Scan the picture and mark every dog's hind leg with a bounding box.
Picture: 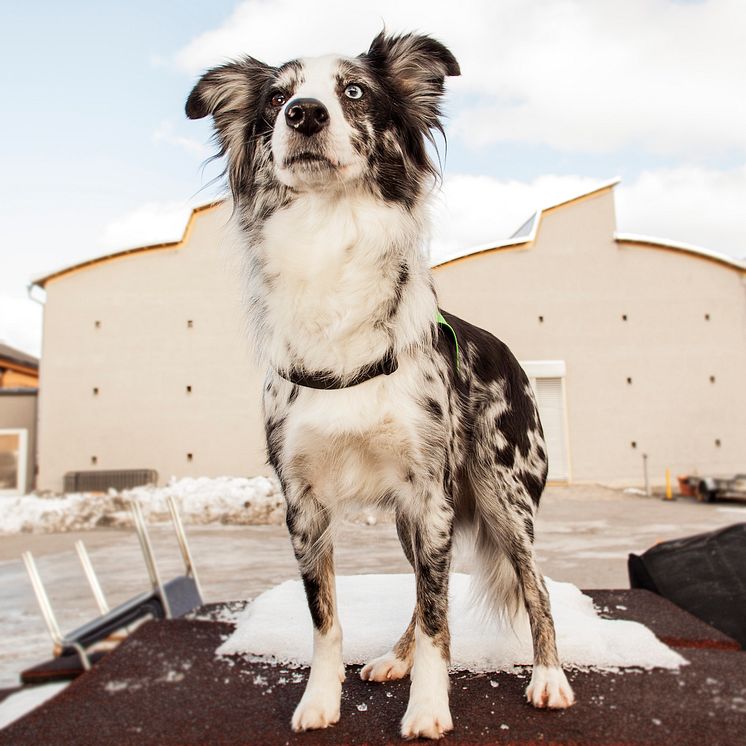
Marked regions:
[286,490,345,732]
[399,496,455,740]
[510,531,575,709]
[360,513,415,682]
[475,484,575,709]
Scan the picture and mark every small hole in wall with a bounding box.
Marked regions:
[187,320,193,328]
[91,456,98,465]
[631,441,637,449]
[622,314,628,321]
[709,375,716,383]
[93,387,99,396]
[94,320,101,329]
[538,315,544,323]
[186,385,192,394]
[187,453,193,462]
[715,439,721,448]
[626,377,633,384]
[704,313,710,321]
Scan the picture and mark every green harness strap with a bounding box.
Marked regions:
[436,311,460,372]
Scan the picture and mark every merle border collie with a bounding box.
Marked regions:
[187,31,575,740]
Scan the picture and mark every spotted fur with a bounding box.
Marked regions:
[188,30,574,740]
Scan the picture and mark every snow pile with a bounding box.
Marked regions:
[0,476,285,534]
[219,573,686,672]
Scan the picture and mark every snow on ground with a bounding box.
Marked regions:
[0,476,285,534]
[0,682,68,730]
[219,573,686,672]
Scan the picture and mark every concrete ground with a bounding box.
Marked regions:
[1,484,744,687]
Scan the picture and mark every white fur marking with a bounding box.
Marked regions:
[360,649,411,682]
[400,628,452,739]
[291,625,345,731]
[525,664,575,709]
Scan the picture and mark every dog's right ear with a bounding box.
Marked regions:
[185,57,274,122]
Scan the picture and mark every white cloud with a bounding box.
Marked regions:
[173,0,746,158]
[0,295,42,358]
[98,200,200,252]
[153,121,211,158]
[616,164,746,259]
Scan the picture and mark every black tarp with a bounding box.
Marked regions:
[628,522,746,647]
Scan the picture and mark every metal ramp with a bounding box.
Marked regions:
[20,496,203,683]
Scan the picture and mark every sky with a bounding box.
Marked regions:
[1,0,744,357]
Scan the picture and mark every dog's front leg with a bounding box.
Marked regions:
[286,495,344,732]
[400,499,454,740]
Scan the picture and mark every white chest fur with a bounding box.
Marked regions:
[255,191,424,373]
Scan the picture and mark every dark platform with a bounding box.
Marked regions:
[2,590,744,746]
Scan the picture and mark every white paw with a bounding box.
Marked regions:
[360,650,411,682]
[291,681,342,732]
[400,699,453,740]
[525,665,575,709]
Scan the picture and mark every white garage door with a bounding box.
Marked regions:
[521,362,570,481]
[533,377,569,481]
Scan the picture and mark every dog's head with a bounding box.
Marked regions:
[186,32,459,209]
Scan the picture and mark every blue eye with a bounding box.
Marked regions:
[344,84,363,100]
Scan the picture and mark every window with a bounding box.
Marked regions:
[0,429,28,495]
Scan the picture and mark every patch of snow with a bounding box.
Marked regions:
[0,476,284,534]
[219,574,686,672]
[0,682,68,730]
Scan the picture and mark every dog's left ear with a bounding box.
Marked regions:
[186,57,274,122]
[366,31,460,93]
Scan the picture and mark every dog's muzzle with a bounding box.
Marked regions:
[285,98,329,137]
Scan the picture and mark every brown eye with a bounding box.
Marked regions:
[271,92,287,108]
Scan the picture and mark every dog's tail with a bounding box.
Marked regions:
[467,517,524,623]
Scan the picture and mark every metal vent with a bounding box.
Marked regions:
[63,469,158,493]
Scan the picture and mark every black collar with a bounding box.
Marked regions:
[276,351,398,390]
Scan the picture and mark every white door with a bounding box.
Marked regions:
[0,429,28,495]
[533,377,569,481]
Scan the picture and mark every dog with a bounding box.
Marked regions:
[187,31,575,739]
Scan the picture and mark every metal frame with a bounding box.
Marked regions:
[21,496,202,675]
[75,540,110,615]
[22,551,92,671]
[167,495,203,599]
[130,500,172,619]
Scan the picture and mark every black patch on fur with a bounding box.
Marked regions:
[425,397,443,419]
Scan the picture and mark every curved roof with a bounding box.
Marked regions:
[431,178,621,269]
[614,233,746,271]
[431,178,745,274]
[30,200,225,289]
[30,179,745,289]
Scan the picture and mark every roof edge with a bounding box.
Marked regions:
[614,232,746,272]
[30,199,226,289]
[432,177,620,269]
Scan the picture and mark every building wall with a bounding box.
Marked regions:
[0,390,38,493]
[37,188,746,491]
[433,187,746,485]
[1,369,38,389]
[37,203,267,492]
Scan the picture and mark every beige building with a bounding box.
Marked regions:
[31,181,746,492]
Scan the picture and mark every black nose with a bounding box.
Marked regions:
[285,98,329,136]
